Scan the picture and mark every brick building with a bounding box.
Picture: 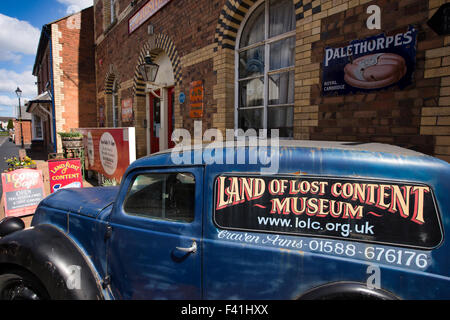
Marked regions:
[94,0,450,162]
[13,105,32,147]
[28,7,97,153]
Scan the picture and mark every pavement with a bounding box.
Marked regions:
[0,136,94,227]
[0,136,22,196]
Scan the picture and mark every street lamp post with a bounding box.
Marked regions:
[15,87,24,149]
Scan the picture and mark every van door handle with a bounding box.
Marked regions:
[176,241,197,254]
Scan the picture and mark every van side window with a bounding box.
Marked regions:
[124,172,196,223]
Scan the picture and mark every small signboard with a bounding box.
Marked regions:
[1,169,45,217]
[214,175,443,250]
[189,80,204,118]
[322,26,417,96]
[179,92,186,104]
[122,98,134,123]
[77,127,136,182]
[48,158,83,193]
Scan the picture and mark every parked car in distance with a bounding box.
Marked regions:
[0,140,449,300]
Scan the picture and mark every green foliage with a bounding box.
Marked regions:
[7,119,13,130]
[58,131,83,138]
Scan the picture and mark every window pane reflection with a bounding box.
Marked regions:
[268,106,293,138]
[239,77,264,108]
[269,0,295,37]
[268,71,294,105]
[238,108,264,132]
[240,3,265,48]
[239,46,265,79]
[270,37,295,71]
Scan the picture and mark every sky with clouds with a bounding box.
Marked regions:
[0,0,93,117]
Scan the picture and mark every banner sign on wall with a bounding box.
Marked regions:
[77,128,136,182]
[128,0,171,34]
[322,26,417,96]
[121,98,133,123]
[1,169,45,217]
[48,158,83,193]
[190,80,204,118]
[213,175,442,250]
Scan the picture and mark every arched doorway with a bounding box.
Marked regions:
[134,34,182,156]
[145,51,176,154]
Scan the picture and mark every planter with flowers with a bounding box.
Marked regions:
[4,156,37,172]
[58,132,84,149]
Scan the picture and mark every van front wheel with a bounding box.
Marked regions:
[0,270,49,300]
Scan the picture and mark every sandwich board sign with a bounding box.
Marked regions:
[1,169,45,217]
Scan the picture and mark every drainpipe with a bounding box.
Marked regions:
[42,25,57,153]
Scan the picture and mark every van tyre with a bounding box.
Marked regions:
[0,270,49,300]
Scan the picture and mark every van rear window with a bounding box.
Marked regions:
[213,175,443,250]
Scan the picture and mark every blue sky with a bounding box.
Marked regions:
[0,0,93,118]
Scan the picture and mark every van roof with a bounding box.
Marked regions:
[151,140,426,158]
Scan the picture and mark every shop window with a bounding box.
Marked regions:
[236,0,295,138]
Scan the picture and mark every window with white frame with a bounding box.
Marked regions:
[236,0,295,138]
[32,114,43,140]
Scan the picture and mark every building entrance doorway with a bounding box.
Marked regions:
[148,87,174,154]
[149,90,161,154]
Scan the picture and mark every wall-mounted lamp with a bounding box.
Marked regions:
[138,54,159,83]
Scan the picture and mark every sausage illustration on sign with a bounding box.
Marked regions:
[343,53,407,89]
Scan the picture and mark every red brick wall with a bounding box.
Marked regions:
[14,120,32,146]
[36,46,51,94]
[308,0,436,155]
[95,0,221,98]
[95,0,224,157]
[57,7,97,131]
[93,0,450,161]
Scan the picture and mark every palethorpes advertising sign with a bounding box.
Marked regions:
[214,175,442,250]
[322,26,417,95]
[1,169,45,217]
[48,159,83,193]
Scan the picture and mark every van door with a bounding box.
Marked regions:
[107,166,203,299]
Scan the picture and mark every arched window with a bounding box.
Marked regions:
[236,0,295,137]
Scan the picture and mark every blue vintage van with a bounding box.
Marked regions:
[0,141,448,300]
